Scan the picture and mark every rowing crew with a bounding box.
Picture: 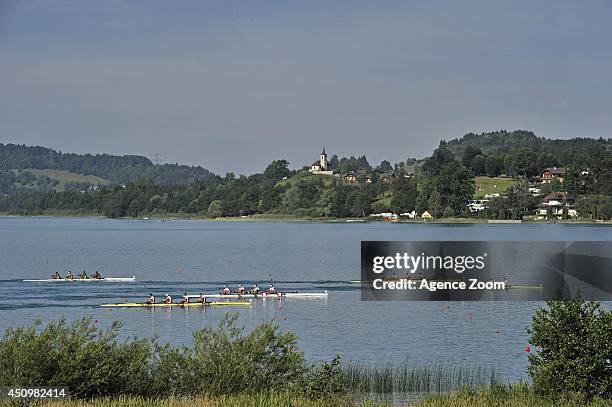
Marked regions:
[50,270,103,280]
[220,283,276,295]
[146,292,208,305]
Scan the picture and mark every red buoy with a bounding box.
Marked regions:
[525,346,531,353]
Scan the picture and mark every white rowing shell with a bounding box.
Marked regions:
[186,291,328,299]
[23,276,136,282]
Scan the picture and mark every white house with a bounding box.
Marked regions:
[467,199,489,213]
[537,192,577,219]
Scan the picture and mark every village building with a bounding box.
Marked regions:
[343,171,357,183]
[541,167,565,183]
[467,199,489,213]
[421,210,433,219]
[308,147,334,175]
[537,191,577,219]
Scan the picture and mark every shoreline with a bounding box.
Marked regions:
[1,210,610,225]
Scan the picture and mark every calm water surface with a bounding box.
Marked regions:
[1,216,610,382]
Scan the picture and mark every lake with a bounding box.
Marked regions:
[0,216,610,382]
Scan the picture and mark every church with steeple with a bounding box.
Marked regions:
[308,147,334,175]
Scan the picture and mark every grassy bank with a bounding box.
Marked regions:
[4,388,612,407]
[418,385,612,407]
[5,393,352,407]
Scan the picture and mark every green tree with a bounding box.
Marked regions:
[206,200,224,217]
[462,145,482,168]
[469,154,486,176]
[264,160,291,181]
[484,155,503,177]
[376,160,393,173]
[347,188,371,217]
[504,148,538,177]
[390,177,417,212]
[422,147,455,177]
[281,186,303,212]
[536,152,559,172]
[527,296,612,400]
[328,154,339,170]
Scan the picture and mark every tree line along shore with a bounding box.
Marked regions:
[1,130,611,221]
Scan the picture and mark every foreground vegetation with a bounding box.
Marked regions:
[1,297,610,405]
[2,386,611,406]
[419,384,612,407]
[0,314,493,400]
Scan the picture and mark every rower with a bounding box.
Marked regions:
[179,292,189,305]
[234,284,245,294]
[78,270,88,279]
[92,271,102,280]
[65,271,74,280]
[146,293,155,304]
[251,284,260,295]
[163,294,172,304]
[197,292,206,303]
[221,285,231,295]
[267,283,277,294]
[50,272,61,280]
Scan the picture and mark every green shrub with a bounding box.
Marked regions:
[0,315,323,400]
[185,313,307,395]
[527,295,612,400]
[0,318,152,398]
[303,355,346,399]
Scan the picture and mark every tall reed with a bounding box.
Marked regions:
[342,361,497,395]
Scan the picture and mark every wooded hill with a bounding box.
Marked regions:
[0,131,610,220]
[0,143,213,186]
[443,130,612,167]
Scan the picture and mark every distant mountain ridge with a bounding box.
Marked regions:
[0,143,213,185]
[442,130,612,165]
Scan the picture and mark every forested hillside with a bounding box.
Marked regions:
[0,143,213,185]
[443,130,612,168]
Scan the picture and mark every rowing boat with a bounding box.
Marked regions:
[23,277,136,282]
[186,291,328,299]
[101,301,251,308]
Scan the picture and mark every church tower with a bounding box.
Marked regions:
[320,147,328,171]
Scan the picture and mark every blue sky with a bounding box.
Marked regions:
[1,0,611,174]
